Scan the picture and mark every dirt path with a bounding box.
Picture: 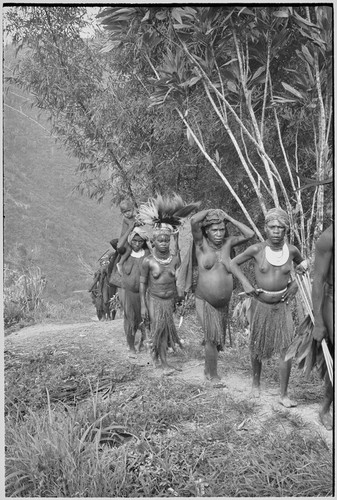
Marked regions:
[5,318,332,448]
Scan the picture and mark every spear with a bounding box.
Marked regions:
[97,249,111,262]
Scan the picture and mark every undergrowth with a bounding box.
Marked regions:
[5,352,333,497]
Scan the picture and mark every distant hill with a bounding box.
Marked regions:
[4,79,122,303]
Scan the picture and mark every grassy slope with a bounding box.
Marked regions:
[4,85,122,303]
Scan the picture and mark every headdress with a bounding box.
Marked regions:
[127,227,148,244]
[265,208,290,230]
[138,194,200,237]
[201,209,226,228]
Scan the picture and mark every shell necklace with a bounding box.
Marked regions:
[153,252,173,265]
[265,243,289,266]
[131,249,145,258]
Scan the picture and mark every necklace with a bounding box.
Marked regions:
[265,243,289,266]
[131,249,145,258]
[153,252,173,265]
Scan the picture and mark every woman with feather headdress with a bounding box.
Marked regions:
[139,194,200,374]
[191,208,255,386]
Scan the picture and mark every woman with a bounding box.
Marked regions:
[118,224,150,355]
[140,226,182,374]
[230,208,306,406]
[191,208,255,384]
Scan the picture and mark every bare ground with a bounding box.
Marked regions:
[5,317,332,449]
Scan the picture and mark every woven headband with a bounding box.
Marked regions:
[265,208,289,229]
[201,209,226,228]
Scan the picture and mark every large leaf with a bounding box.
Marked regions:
[281,82,305,100]
[250,66,265,82]
[272,10,290,18]
[300,45,315,66]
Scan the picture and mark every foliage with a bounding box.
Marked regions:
[5,343,332,497]
[98,5,333,253]
[3,259,46,328]
[4,6,333,254]
[4,5,261,222]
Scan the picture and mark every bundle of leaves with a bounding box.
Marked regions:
[285,315,332,380]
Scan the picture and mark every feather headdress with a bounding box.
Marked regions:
[138,194,200,232]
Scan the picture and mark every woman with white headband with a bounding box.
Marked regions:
[118,224,151,355]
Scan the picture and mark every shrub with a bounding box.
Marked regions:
[3,263,46,328]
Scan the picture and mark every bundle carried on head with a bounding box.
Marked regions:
[138,194,200,235]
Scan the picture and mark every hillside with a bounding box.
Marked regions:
[3,80,122,303]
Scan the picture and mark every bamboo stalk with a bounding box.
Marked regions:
[322,339,333,385]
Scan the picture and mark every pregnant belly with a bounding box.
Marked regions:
[196,271,233,308]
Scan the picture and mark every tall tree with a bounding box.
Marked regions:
[98,5,332,253]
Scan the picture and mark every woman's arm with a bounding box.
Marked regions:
[312,227,333,341]
[190,210,209,247]
[222,211,255,247]
[117,222,135,253]
[140,257,150,319]
[230,246,257,296]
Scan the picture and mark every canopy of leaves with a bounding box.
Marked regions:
[98,5,332,249]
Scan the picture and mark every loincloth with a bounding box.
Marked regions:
[147,293,182,360]
[250,299,293,360]
[195,297,228,350]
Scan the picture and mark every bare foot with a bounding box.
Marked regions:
[279,396,297,408]
[165,363,182,372]
[204,375,226,388]
[250,386,261,398]
[152,359,161,369]
[319,411,332,431]
[128,348,137,359]
[162,367,176,376]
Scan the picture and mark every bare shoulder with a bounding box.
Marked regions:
[287,242,301,254]
[246,242,264,256]
[316,225,333,251]
[142,255,152,267]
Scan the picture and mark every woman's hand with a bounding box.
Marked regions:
[243,284,261,297]
[295,260,308,275]
[141,304,149,321]
[281,281,298,303]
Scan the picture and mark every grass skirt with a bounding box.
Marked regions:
[195,297,228,350]
[121,288,142,334]
[250,299,293,360]
[147,294,182,360]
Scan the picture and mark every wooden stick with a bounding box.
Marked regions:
[322,339,333,385]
